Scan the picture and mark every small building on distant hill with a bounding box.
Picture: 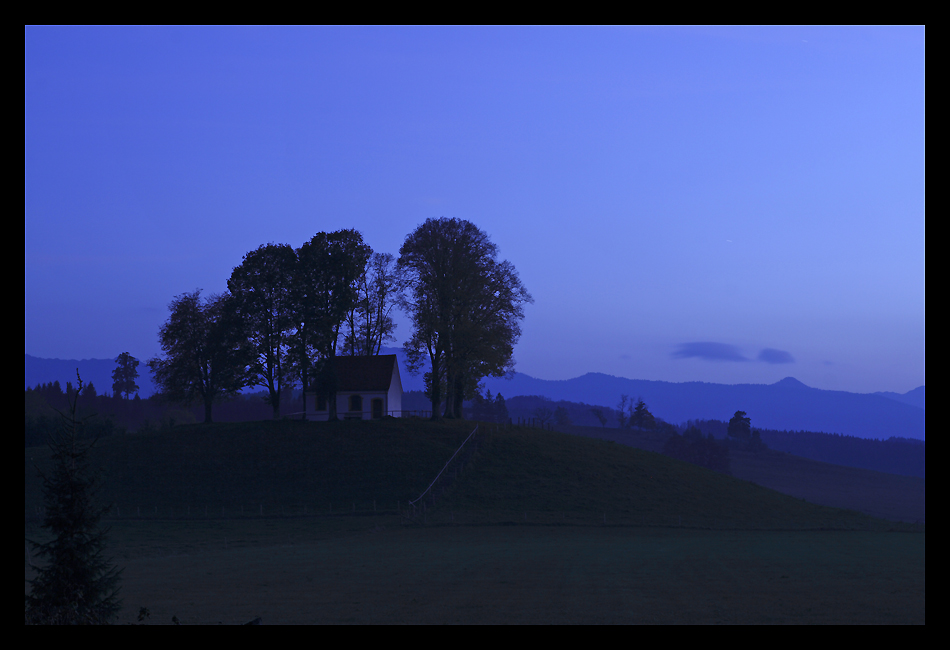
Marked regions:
[313,354,403,420]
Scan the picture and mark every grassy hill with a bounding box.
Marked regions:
[556,424,925,523]
[25,418,912,532]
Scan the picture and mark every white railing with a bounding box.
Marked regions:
[409,425,478,508]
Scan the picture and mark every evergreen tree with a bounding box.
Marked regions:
[111,352,140,399]
[493,392,509,424]
[470,388,495,422]
[26,371,122,625]
[728,410,752,441]
[630,398,656,430]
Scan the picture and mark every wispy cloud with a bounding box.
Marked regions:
[672,342,748,362]
[757,348,795,364]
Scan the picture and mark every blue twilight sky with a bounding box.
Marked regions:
[25,26,925,394]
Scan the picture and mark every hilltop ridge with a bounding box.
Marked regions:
[26,351,924,440]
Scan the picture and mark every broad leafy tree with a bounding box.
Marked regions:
[590,408,608,428]
[292,230,371,421]
[111,352,139,399]
[147,290,252,423]
[617,395,629,428]
[227,243,298,419]
[534,406,553,427]
[398,218,531,419]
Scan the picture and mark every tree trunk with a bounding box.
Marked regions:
[443,365,457,419]
[204,399,213,424]
[428,351,443,420]
[267,375,281,420]
[300,365,308,421]
[453,373,465,420]
[327,355,339,422]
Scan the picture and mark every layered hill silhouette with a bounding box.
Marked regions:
[474,372,924,441]
[26,350,924,440]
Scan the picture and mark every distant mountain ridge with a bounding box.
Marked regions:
[26,351,924,440]
[872,386,925,410]
[473,370,925,440]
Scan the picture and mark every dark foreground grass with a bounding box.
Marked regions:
[25,419,477,518]
[25,420,925,623]
[24,420,916,531]
[25,517,925,624]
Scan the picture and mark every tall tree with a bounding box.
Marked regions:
[26,371,122,625]
[617,395,630,428]
[398,218,531,419]
[727,410,752,441]
[630,398,656,430]
[342,252,403,357]
[293,230,371,421]
[147,290,252,423]
[590,408,608,428]
[470,388,495,422]
[228,243,298,419]
[493,392,509,424]
[111,352,139,399]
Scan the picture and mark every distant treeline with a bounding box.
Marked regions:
[26,383,925,479]
[25,381,306,447]
[683,419,924,479]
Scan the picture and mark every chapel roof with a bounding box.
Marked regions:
[333,354,398,392]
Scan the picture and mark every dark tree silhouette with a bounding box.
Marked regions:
[554,405,572,426]
[470,388,495,422]
[342,252,403,357]
[590,408,608,427]
[398,218,531,419]
[493,392,509,424]
[662,424,731,474]
[292,230,372,421]
[111,352,139,399]
[617,395,629,428]
[26,371,122,625]
[533,405,554,426]
[228,243,298,419]
[630,398,656,430]
[728,410,752,441]
[147,290,252,423]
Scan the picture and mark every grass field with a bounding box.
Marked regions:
[25,419,925,624]
[25,517,925,624]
